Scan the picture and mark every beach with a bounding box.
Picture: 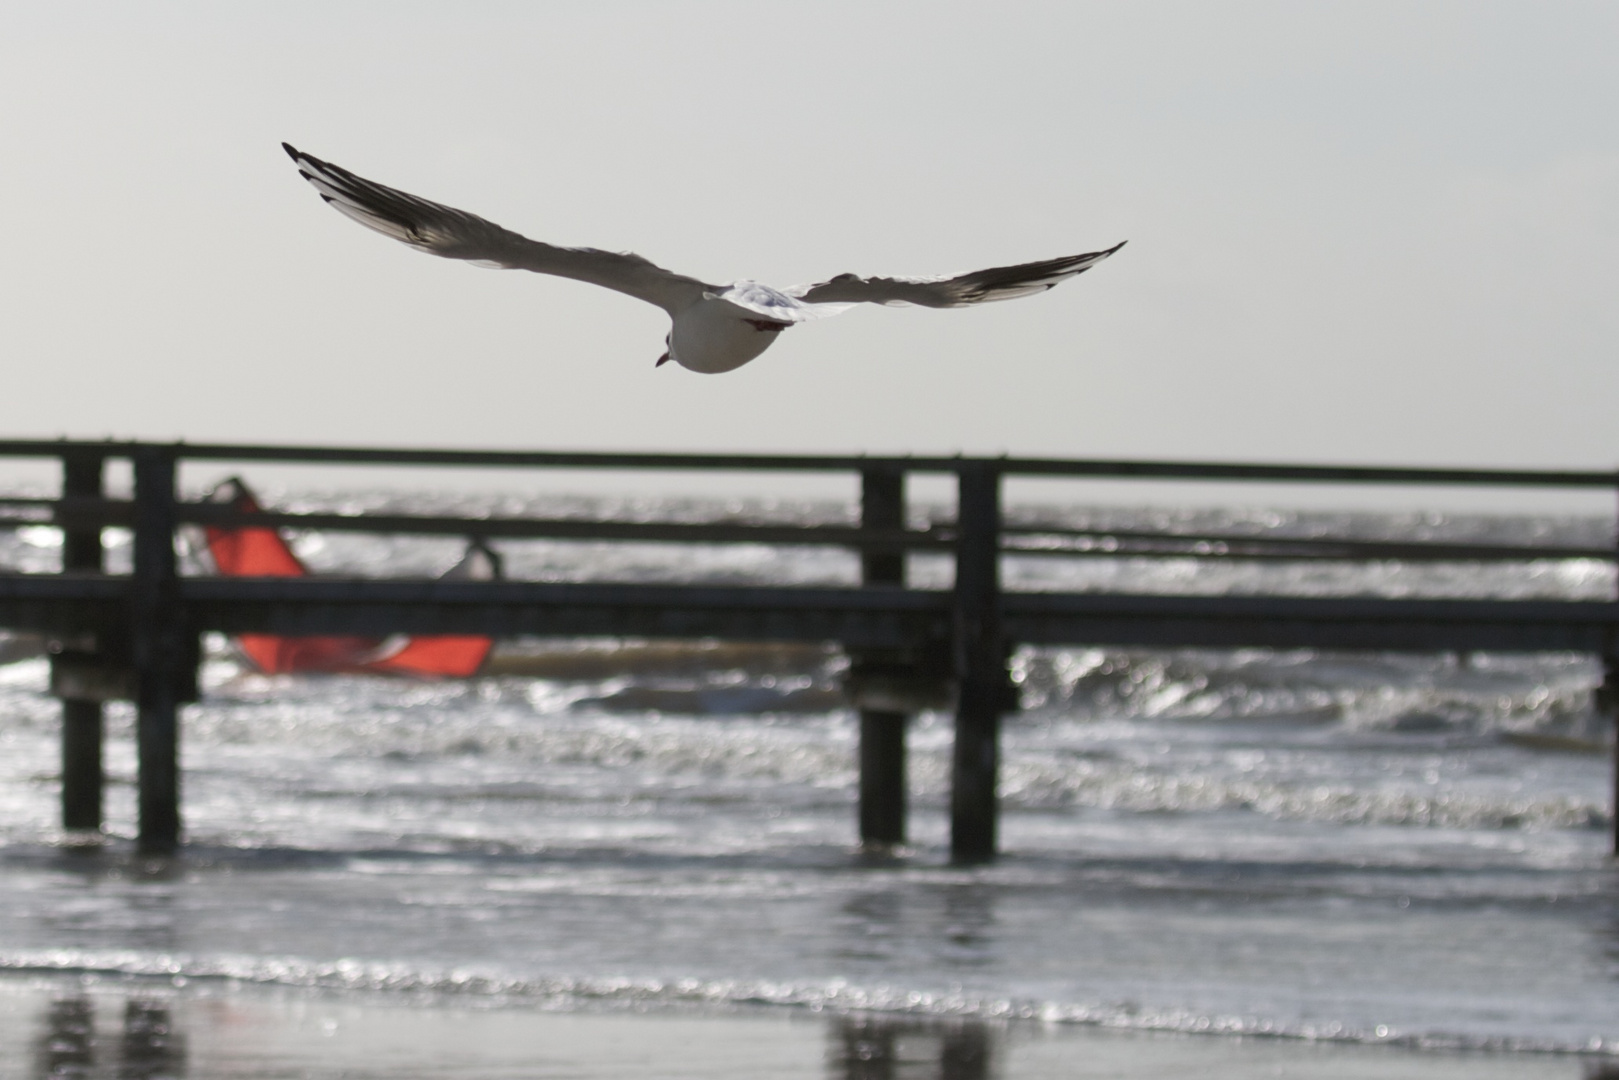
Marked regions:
[0,975,1597,1079]
[1,490,1615,1077]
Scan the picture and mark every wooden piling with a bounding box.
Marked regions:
[857,464,908,848]
[60,700,103,832]
[131,448,184,854]
[57,451,105,832]
[858,712,906,848]
[950,461,1005,864]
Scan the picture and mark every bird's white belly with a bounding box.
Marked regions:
[670,299,789,374]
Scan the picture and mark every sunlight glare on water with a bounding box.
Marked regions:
[0,490,1614,1077]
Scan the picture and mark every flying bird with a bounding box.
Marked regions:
[282,143,1124,374]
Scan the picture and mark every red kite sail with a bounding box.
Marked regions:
[202,479,495,677]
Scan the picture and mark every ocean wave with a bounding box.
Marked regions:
[2,951,1611,1056]
[171,656,1619,831]
[995,757,1609,829]
[1014,647,1610,739]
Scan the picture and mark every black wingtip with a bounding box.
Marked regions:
[282,142,301,161]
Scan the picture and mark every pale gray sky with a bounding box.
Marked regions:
[1,2,1614,476]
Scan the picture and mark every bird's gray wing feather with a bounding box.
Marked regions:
[283,144,711,315]
[790,242,1125,308]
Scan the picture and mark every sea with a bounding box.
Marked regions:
[0,486,1614,1079]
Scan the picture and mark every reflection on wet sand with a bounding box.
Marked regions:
[33,997,186,1080]
[15,989,1599,1080]
[834,1016,991,1080]
[33,998,93,1079]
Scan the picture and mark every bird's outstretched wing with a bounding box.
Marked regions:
[283,144,711,315]
[789,242,1125,308]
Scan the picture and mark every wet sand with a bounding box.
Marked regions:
[0,975,1594,1080]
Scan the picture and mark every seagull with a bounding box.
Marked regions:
[283,143,1125,374]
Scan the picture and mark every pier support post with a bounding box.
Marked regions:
[56,451,106,832]
[857,464,908,848]
[950,461,1006,864]
[60,701,104,832]
[131,447,185,855]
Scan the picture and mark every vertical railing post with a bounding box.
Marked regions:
[857,463,908,848]
[56,450,106,832]
[131,446,183,854]
[950,460,1005,863]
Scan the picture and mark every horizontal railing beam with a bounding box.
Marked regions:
[179,579,951,647]
[0,573,125,635]
[998,530,1619,562]
[176,506,950,550]
[4,498,1615,564]
[1003,593,1619,653]
[0,439,1607,488]
[3,571,1615,655]
[994,457,1618,487]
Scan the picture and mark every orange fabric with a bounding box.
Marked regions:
[203,482,492,678]
[232,633,384,675]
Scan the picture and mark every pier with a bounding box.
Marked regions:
[0,439,1615,861]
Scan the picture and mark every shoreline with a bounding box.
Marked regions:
[0,968,1610,1073]
[0,973,1597,1080]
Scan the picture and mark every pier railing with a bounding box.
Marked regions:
[0,440,1615,860]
